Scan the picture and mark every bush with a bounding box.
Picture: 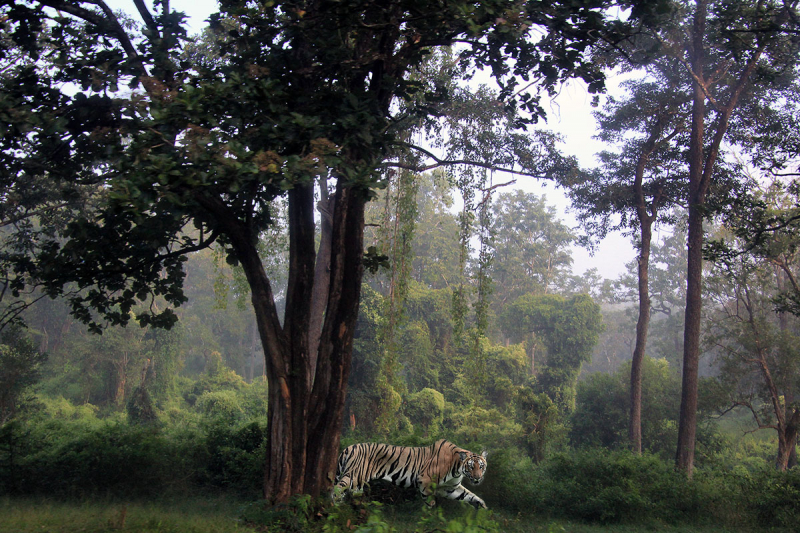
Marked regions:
[198,419,267,497]
[0,409,267,498]
[197,390,245,420]
[405,388,445,437]
[0,419,179,497]
[485,448,702,525]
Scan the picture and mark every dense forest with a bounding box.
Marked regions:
[2,0,800,531]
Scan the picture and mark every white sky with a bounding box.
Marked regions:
[106,0,636,280]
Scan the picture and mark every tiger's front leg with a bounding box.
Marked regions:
[437,483,487,509]
[417,479,438,507]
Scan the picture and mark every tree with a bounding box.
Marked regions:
[1,0,638,501]
[409,172,461,290]
[0,326,46,423]
[491,190,576,305]
[705,238,800,471]
[663,0,799,477]
[502,293,604,412]
[707,180,800,470]
[590,0,800,476]
[570,71,689,454]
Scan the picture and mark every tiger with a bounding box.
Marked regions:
[331,439,488,509]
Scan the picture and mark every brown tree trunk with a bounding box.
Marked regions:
[630,222,652,455]
[676,2,708,479]
[629,107,672,455]
[775,424,798,471]
[677,204,703,477]
[220,179,366,503]
[675,0,768,478]
[303,184,366,496]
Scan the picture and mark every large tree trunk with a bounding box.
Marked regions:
[676,203,703,477]
[675,0,766,477]
[225,179,367,503]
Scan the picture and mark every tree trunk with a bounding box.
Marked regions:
[675,0,768,478]
[630,222,652,455]
[224,179,366,503]
[303,184,366,496]
[676,0,707,479]
[677,203,703,477]
[629,106,669,455]
[775,423,798,471]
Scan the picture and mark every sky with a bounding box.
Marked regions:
[106,0,637,280]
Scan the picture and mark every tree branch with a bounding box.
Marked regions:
[389,143,563,180]
[38,0,150,78]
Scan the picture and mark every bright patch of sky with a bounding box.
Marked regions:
[106,0,637,280]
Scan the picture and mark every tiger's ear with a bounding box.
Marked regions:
[458,451,467,462]
[481,450,488,459]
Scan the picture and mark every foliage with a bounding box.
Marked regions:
[503,293,604,411]
[0,401,268,498]
[405,388,445,437]
[491,190,576,307]
[704,209,800,469]
[0,326,46,423]
[571,358,680,455]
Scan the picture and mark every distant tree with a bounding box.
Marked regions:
[0,326,46,423]
[409,172,461,290]
[502,293,604,412]
[706,182,800,470]
[491,190,575,307]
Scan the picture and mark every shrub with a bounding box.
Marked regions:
[196,390,244,420]
[485,448,701,525]
[405,388,445,437]
[0,412,267,498]
[198,419,267,497]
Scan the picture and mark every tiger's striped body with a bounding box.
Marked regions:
[332,439,488,509]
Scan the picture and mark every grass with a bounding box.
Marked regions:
[0,496,778,533]
[329,498,759,533]
[0,496,258,533]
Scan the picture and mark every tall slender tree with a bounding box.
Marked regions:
[584,0,800,476]
[570,71,690,453]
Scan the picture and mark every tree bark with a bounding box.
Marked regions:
[629,108,672,454]
[676,0,708,479]
[630,223,652,454]
[676,0,768,477]
[775,419,799,471]
[216,179,366,503]
[304,184,366,496]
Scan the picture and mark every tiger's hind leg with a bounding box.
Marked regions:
[437,484,487,509]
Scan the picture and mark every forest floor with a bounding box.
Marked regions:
[0,496,767,533]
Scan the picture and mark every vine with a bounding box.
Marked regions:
[452,167,495,400]
[374,168,419,436]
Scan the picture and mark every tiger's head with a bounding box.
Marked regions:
[458,450,488,485]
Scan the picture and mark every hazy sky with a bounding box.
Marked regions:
[106,0,637,280]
